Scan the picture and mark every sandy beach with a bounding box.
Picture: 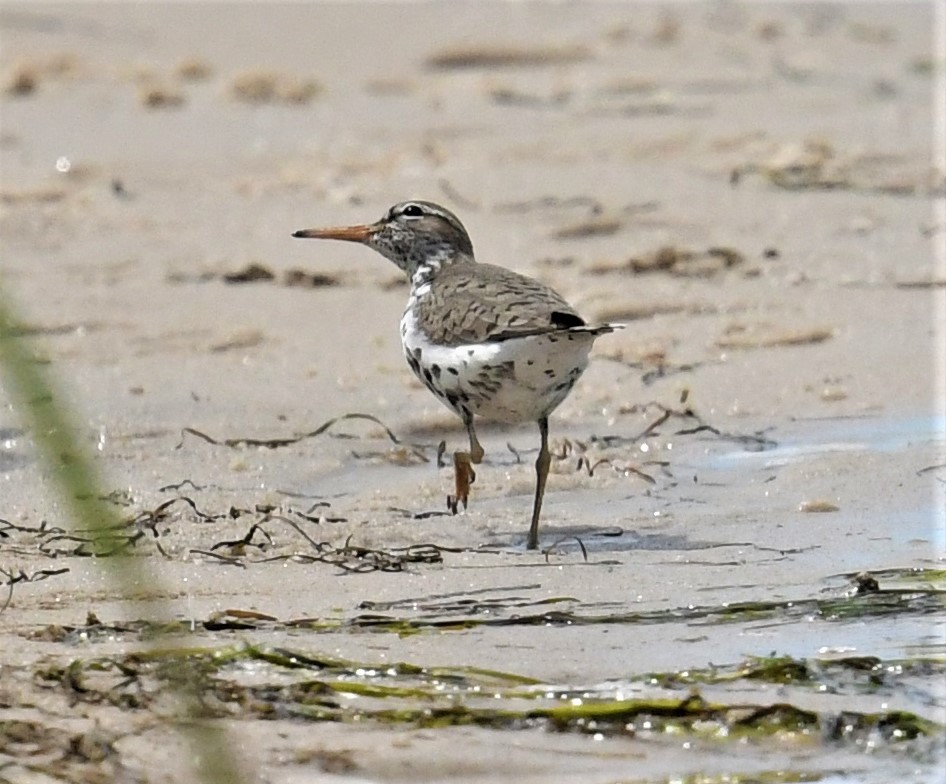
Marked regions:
[1,3,944,782]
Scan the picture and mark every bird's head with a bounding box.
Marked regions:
[293,200,474,276]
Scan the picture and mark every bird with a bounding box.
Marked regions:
[293,200,619,549]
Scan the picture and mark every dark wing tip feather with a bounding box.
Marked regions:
[550,310,586,329]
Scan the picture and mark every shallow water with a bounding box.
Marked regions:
[711,413,945,464]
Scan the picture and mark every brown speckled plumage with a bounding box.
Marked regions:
[293,200,621,549]
[415,261,586,346]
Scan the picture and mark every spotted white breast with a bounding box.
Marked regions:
[399,306,598,424]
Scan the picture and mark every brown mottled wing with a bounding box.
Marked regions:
[415,263,586,346]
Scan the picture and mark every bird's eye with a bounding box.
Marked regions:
[401,203,423,218]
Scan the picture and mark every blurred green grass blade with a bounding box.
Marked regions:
[0,283,248,784]
[0,292,128,553]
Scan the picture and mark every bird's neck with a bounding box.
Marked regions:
[409,250,475,291]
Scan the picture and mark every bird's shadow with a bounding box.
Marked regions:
[482,527,746,555]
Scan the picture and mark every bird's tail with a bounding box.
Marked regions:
[572,322,624,337]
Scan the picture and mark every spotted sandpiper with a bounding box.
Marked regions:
[293,201,619,549]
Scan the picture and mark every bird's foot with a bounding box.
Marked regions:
[448,452,476,514]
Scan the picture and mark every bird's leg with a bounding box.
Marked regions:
[448,416,484,514]
[527,417,550,550]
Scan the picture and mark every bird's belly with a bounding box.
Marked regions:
[401,330,594,424]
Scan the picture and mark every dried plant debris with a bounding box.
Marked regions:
[733,139,940,196]
[1,567,70,613]
[221,262,275,283]
[4,64,38,96]
[358,584,552,613]
[717,322,833,349]
[2,53,80,96]
[208,328,265,353]
[1,320,102,338]
[545,436,667,489]
[282,268,341,288]
[174,57,213,81]
[230,70,322,104]
[425,44,590,70]
[363,77,416,96]
[600,400,778,452]
[487,85,572,108]
[311,584,946,633]
[496,195,605,214]
[177,412,405,451]
[589,245,745,278]
[840,566,946,591]
[593,302,695,324]
[351,444,430,466]
[169,263,342,288]
[165,269,216,284]
[552,216,623,239]
[16,566,945,643]
[1,492,456,569]
[378,276,408,291]
[0,719,122,780]
[635,359,703,386]
[18,643,943,751]
[852,571,881,595]
[574,454,660,485]
[0,566,70,588]
[215,263,341,287]
[0,186,68,204]
[196,536,447,573]
[138,84,186,109]
[6,572,943,775]
[1,398,793,565]
[895,278,946,290]
[799,499,841,513]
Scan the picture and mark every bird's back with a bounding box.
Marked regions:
[413,262,590,347]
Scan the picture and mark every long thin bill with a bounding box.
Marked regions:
[291,224,373,242]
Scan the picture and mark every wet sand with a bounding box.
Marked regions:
[1,3,944,782]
